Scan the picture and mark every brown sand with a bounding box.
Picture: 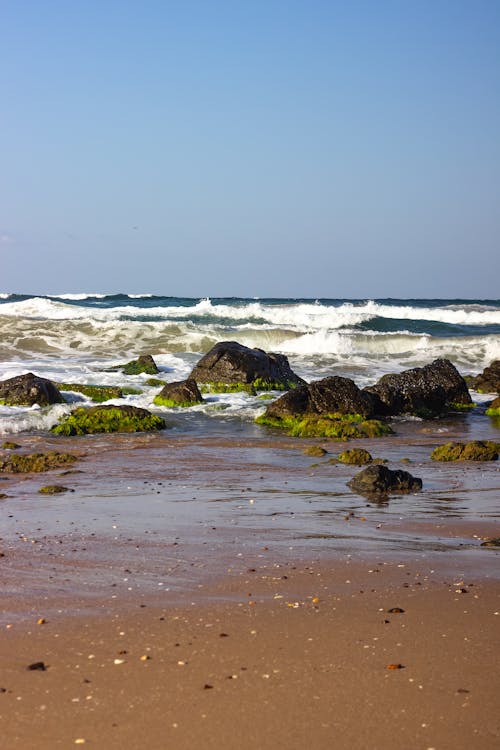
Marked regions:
[1,428,500,748]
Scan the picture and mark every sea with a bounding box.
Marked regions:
[1,294,499,435]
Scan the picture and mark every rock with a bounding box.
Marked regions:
[256,412,391,439]
[468,360,500,393]
[364,358,471,417]
[481,537,500,548]
[51,405,166,435]
[1,441,20,449]
[153,379,204,407]
[55,383,127,403]
[263,376,379,420]
[108,354,159,375]
[347,465,422,495]
[38,485,71,494]
[189,341,305,392]
[303,446,328,457]
[485,396,500,417]
[431,440,499,461]
[338,448,372,465]
[0,372,64,406]
[0,452,78,473]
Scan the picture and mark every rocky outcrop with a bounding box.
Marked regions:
[107,355,159,375]
[154,379,203,407]
[189,341,305,391]
[263,376,378,420]
[347,465,422,495]
[0,372,64,406]
[363,359,471,417]
[468,360,500,393]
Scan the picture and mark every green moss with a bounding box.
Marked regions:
[153,395,199,408]
[38,485,71,494]
[145,378,165,387]
[449,402,476,411]
[486,407,500,417]
[431,440,499,461]
[51,406,166,436]
[258,393,276,401]
[255,413,392,440]
[0,452,78,473]
[56,383,125,403]
[2,441,21,449]
[303,446,328,457]
[122,360,158,375]
[338,448,373,465]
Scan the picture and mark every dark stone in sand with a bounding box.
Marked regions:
[154,378,204,407]
[467,360,500,394]
[38,485,71,494]
[189,341,305,390]
[264,376,378,420]
[348,465,422,495]
[363,358,471,417]
[480,537,500,548]
[0,372,64,406]
[27,662,46,671]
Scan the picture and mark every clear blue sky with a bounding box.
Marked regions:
[1,0,499,298]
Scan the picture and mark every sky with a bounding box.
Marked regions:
[1,0,499,298]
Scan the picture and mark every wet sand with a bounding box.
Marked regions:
[1,417,500,748]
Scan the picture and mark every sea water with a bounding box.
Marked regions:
[1,294,499,434]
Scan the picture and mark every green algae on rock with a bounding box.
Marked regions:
[255,413,392,440]
[106,354,159,376]
[303,446,328,457]
[0,452,78,473]
[51,405,166,435]
[485,396,500,417]
[56,383,126,403]
[431,440,499,462]
[153,379,203,408]
[2,441,21,450]
[338,448,373,465]
[38,485,71,494]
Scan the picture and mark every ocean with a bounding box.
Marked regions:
[1,294,499,434]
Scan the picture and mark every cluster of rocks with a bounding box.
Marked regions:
[1,342,498,439]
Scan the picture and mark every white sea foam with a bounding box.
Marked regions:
[0,403,72,434]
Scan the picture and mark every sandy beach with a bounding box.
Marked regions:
[1,420,499,749]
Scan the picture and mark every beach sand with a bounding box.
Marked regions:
[1,424,500,748]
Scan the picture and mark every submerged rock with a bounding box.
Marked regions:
[0,452,78,473]
[38,485,71,494]
[467,360,500,394]
[347,465,422,495]
[0,372,64,406]
[303,446,328,457]
[55,383,128,403]
[51,405,166,435]
[154,379,203,407]
[431,440,499,461]
[190,341,305,392]
[364,359,471,417]
[256,413,391,439]
[107,354,159,375]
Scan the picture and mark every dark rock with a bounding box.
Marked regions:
[107,354,159,375]
[364,358,471,417]
[27,662,46,671]
[348,465,422,495]
[189,341,305,391]
[154,379,203,407]
[468,360,500,393]
[0,372,64,406]
[264,376,378,420]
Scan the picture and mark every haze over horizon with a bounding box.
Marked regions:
[1,1,499,298]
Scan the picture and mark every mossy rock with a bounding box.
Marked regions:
[338,448,373,465]
[2,441,21,450]
[485,396,500,417]
[431,440,499,462]
[481,537,500,548]
[56,383,125,403]
[51,405,166,436]
[153,379,203,408]
[0,493,9,499]
[255,413,392,440]
[38,485,71,495]
[448,402,476,411]
[199,382,257,394]
[303,446,328,457]
[145,378,165,387]
[0,452,78,473]
[107,354,159,376]
[153,396,200,408]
